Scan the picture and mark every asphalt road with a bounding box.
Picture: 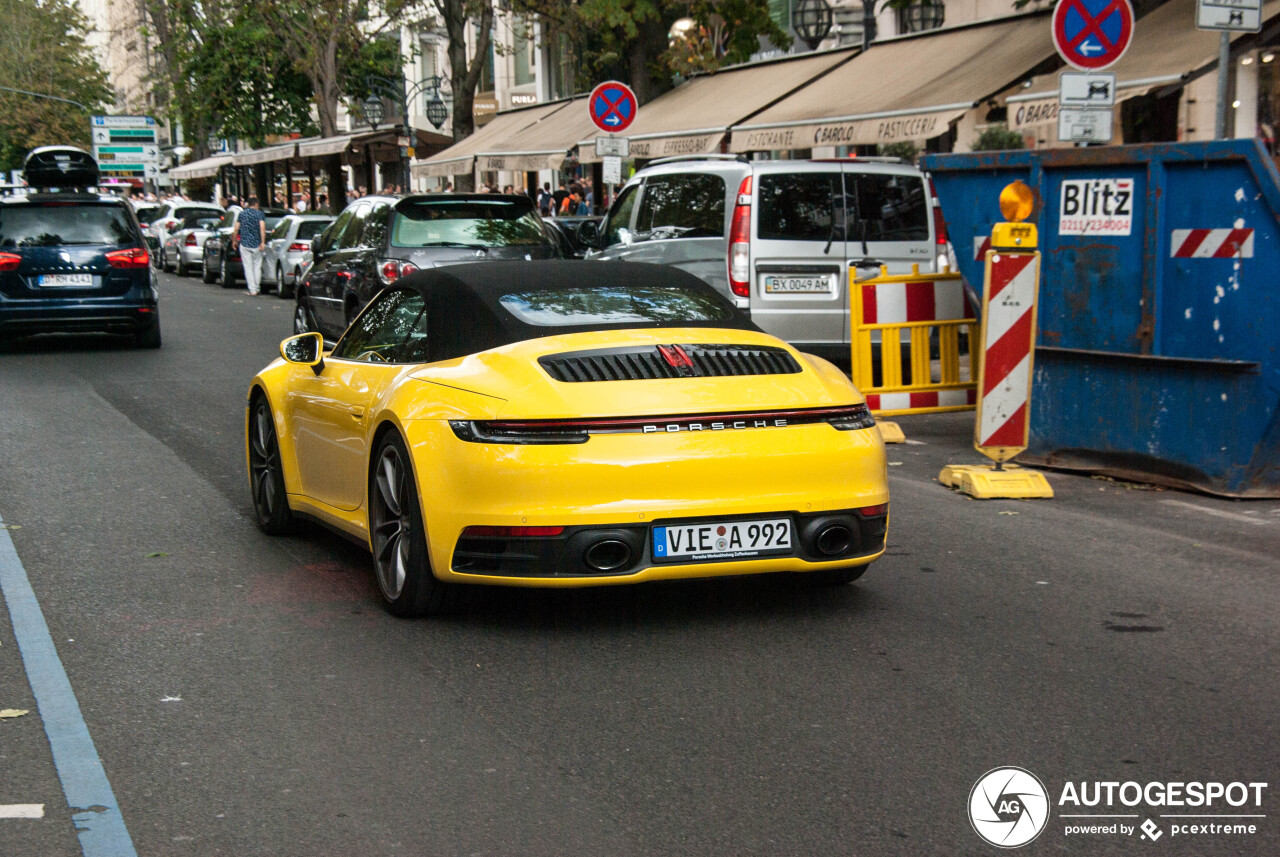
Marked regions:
[0,270,1277,856]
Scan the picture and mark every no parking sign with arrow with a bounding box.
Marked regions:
[1052,0,1134,70]
[588,81,638,134]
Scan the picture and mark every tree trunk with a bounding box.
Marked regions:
[440,0,494,191]
[312,39,342,138]
[325,154,346,214]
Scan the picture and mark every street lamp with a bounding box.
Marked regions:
[793,0,834,51]
[899,0,944,33]
[361,94,385,129]
[362,74,455,189]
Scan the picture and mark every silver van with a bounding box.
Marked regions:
[583,156,941,363]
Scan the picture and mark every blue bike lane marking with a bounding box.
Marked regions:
[0,514,137,857]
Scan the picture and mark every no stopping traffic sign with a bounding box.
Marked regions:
[1052,0,1134,70]
[588,81,638,133]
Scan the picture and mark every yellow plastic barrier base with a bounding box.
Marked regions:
[938,463,1054,499]
[876,420,906,444]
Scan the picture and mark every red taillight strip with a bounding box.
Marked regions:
[481,404,870,433]
[0,252,22,271]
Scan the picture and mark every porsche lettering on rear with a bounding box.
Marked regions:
[642,419,789,433]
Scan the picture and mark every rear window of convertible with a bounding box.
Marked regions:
[498,285,736,327]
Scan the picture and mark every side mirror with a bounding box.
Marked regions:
[280,332,325,374]
[576,220,600,249]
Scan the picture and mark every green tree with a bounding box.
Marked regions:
[0,0,111,171]
[972,123,1026,151]
[520,0,787,104]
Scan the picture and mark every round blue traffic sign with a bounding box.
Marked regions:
[1052,0,1134,71]
[588,81,638,133]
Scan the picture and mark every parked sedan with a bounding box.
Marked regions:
[161,215,222,276]
[261,214,334,298]
[146,200,223,253]
[295,193,558,340]
[202,207,288,286]
[249,260,888,616]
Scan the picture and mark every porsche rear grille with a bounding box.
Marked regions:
[539,344,801,382]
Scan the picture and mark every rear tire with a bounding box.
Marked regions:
[369,432,454,617]
[810,565,868,586]
[202,254,217,283]
[248,395,293,535]
[176,255,188,277]
[293,296,317,335]
[220,255,235,288]
[134,319,162,349]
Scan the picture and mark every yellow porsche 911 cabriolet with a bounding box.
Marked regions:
[247,260,888,616]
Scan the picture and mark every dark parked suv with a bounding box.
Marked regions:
[296,193,558,339]
[0,146,160,347]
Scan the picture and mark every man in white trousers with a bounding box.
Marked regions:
[234,197,268,295]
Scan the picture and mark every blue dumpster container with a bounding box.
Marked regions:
[922,141,1280,497]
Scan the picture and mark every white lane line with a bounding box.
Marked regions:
[0,804,45,819]
[1161,499,1273,525]
[0,515,137,855]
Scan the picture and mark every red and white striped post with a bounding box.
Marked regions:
[939,181,1053,499]
[974,222,1041,464]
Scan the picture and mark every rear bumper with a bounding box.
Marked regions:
[0,298,159,336]
[402,418,889,586]
[178,246,204,265]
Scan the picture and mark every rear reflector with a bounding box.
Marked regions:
[462,526,565,537]
[857,504,888,517]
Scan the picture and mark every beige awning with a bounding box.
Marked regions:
[232,142,298,166]
[412,100,571,178]
[474,97,600,171]
[577,49,856,162]
[297,135,354,158]
[169,154,232,180]
[1006,0,1280,130]
[730,12,1056,151]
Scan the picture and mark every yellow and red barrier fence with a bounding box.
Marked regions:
[849,264,979,417]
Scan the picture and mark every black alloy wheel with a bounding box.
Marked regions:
[369,432,454,617]
[248,396,293,535]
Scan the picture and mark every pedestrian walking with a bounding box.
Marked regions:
[553,181,570,216]
[234,196,268,296]
[538,182,553,215]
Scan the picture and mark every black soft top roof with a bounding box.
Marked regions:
[393,260,759,362]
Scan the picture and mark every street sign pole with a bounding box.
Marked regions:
[1216,31,1231,139]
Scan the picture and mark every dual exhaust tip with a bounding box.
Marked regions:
[581,521,856,572]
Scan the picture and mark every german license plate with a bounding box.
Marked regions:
[38,273,94,288]
[763,274,834,293]
[652,517,792,563]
